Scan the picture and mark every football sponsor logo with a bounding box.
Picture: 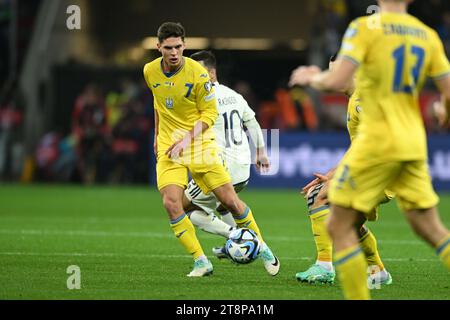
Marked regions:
[344,27,358,39]
[204,93,215,102]
[176,230,187,238]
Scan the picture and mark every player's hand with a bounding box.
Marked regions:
[289,65,322,87]
[255,149,270,174]
[300,172,330,196]
[433,101,449,127]
[166,135,191,159]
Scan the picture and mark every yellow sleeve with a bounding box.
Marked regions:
[143,63,155,93]
[338,18,370,66]
[428,31,450,80]
[195,78,218,128]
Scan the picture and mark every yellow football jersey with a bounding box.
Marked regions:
[346,90,361,142]
[143,57,218,152]
[339,12,450,161]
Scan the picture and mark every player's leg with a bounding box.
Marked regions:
[191,150,279,275]
[404,207,450,269]
[393,160,450,271]
[296,182,335,284]
[160,185,212,277]
[157,158,212,277]
[327,155,402,299]
[358,224,392,287]
[214,179,249,229]
[189,210,235,238]
[212,183,280,275]
[184,180,235,238]
[216,205,238,228]
[210,182,249,260]
[327,205,370,300]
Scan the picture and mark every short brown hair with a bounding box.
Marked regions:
[157,22,185,43]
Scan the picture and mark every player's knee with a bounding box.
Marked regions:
[326,218,338,239]
[162,194,183,216]
[326,213,352,240]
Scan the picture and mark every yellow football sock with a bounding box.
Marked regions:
[234,207,264,243]
[335,245,370,300]
[309,205,333,262]
[359,226,385,272]
[436,234,450,270]
[170,214,204,260]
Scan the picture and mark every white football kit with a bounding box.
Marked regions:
[185,81,264,215]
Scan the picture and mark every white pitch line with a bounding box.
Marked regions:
[0,251,438,262]
[0,229,423,245]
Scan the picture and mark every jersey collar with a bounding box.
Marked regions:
[160,57,185,78]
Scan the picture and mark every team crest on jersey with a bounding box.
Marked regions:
[204,81,213,93]
[165,97,174,109]
[164,82,175,87]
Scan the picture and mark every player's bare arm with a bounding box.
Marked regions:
[289,58,357,93]
[255,147,270,173]
[434,75,450,126]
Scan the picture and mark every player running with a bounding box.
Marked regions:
[181,51,273,262]
[143,23,279,277]
[289,0,450,299]
[294,54,393,286]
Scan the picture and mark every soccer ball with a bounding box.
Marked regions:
[225,228,261,264]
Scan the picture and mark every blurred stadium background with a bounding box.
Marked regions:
[1,0,450,300]
[1,0,449,189]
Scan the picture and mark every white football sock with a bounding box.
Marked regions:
[189,210,233,238]
[316,260,334,272]
[372,269,389,280]
[195,255,208,262]
[220,211,237,228]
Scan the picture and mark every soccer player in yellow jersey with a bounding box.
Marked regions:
[295,54,392,286]
[143,22,280,277]
[289,0,450,299]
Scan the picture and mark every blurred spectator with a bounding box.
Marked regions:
[257,87,319,131]
[290,87,319,131]
[35,132,77,182]
[109,80,151,184]
[0,83,23,181]
[233,80,260,113]
[71,84,110,184]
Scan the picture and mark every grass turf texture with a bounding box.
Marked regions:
[0,184,449,300]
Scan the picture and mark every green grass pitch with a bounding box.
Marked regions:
[0,184,449,300]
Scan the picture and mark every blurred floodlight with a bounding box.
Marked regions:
[213,38,273,50]
[142,37,209,50]
[142,37,304,51]
[290,39,307,51]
